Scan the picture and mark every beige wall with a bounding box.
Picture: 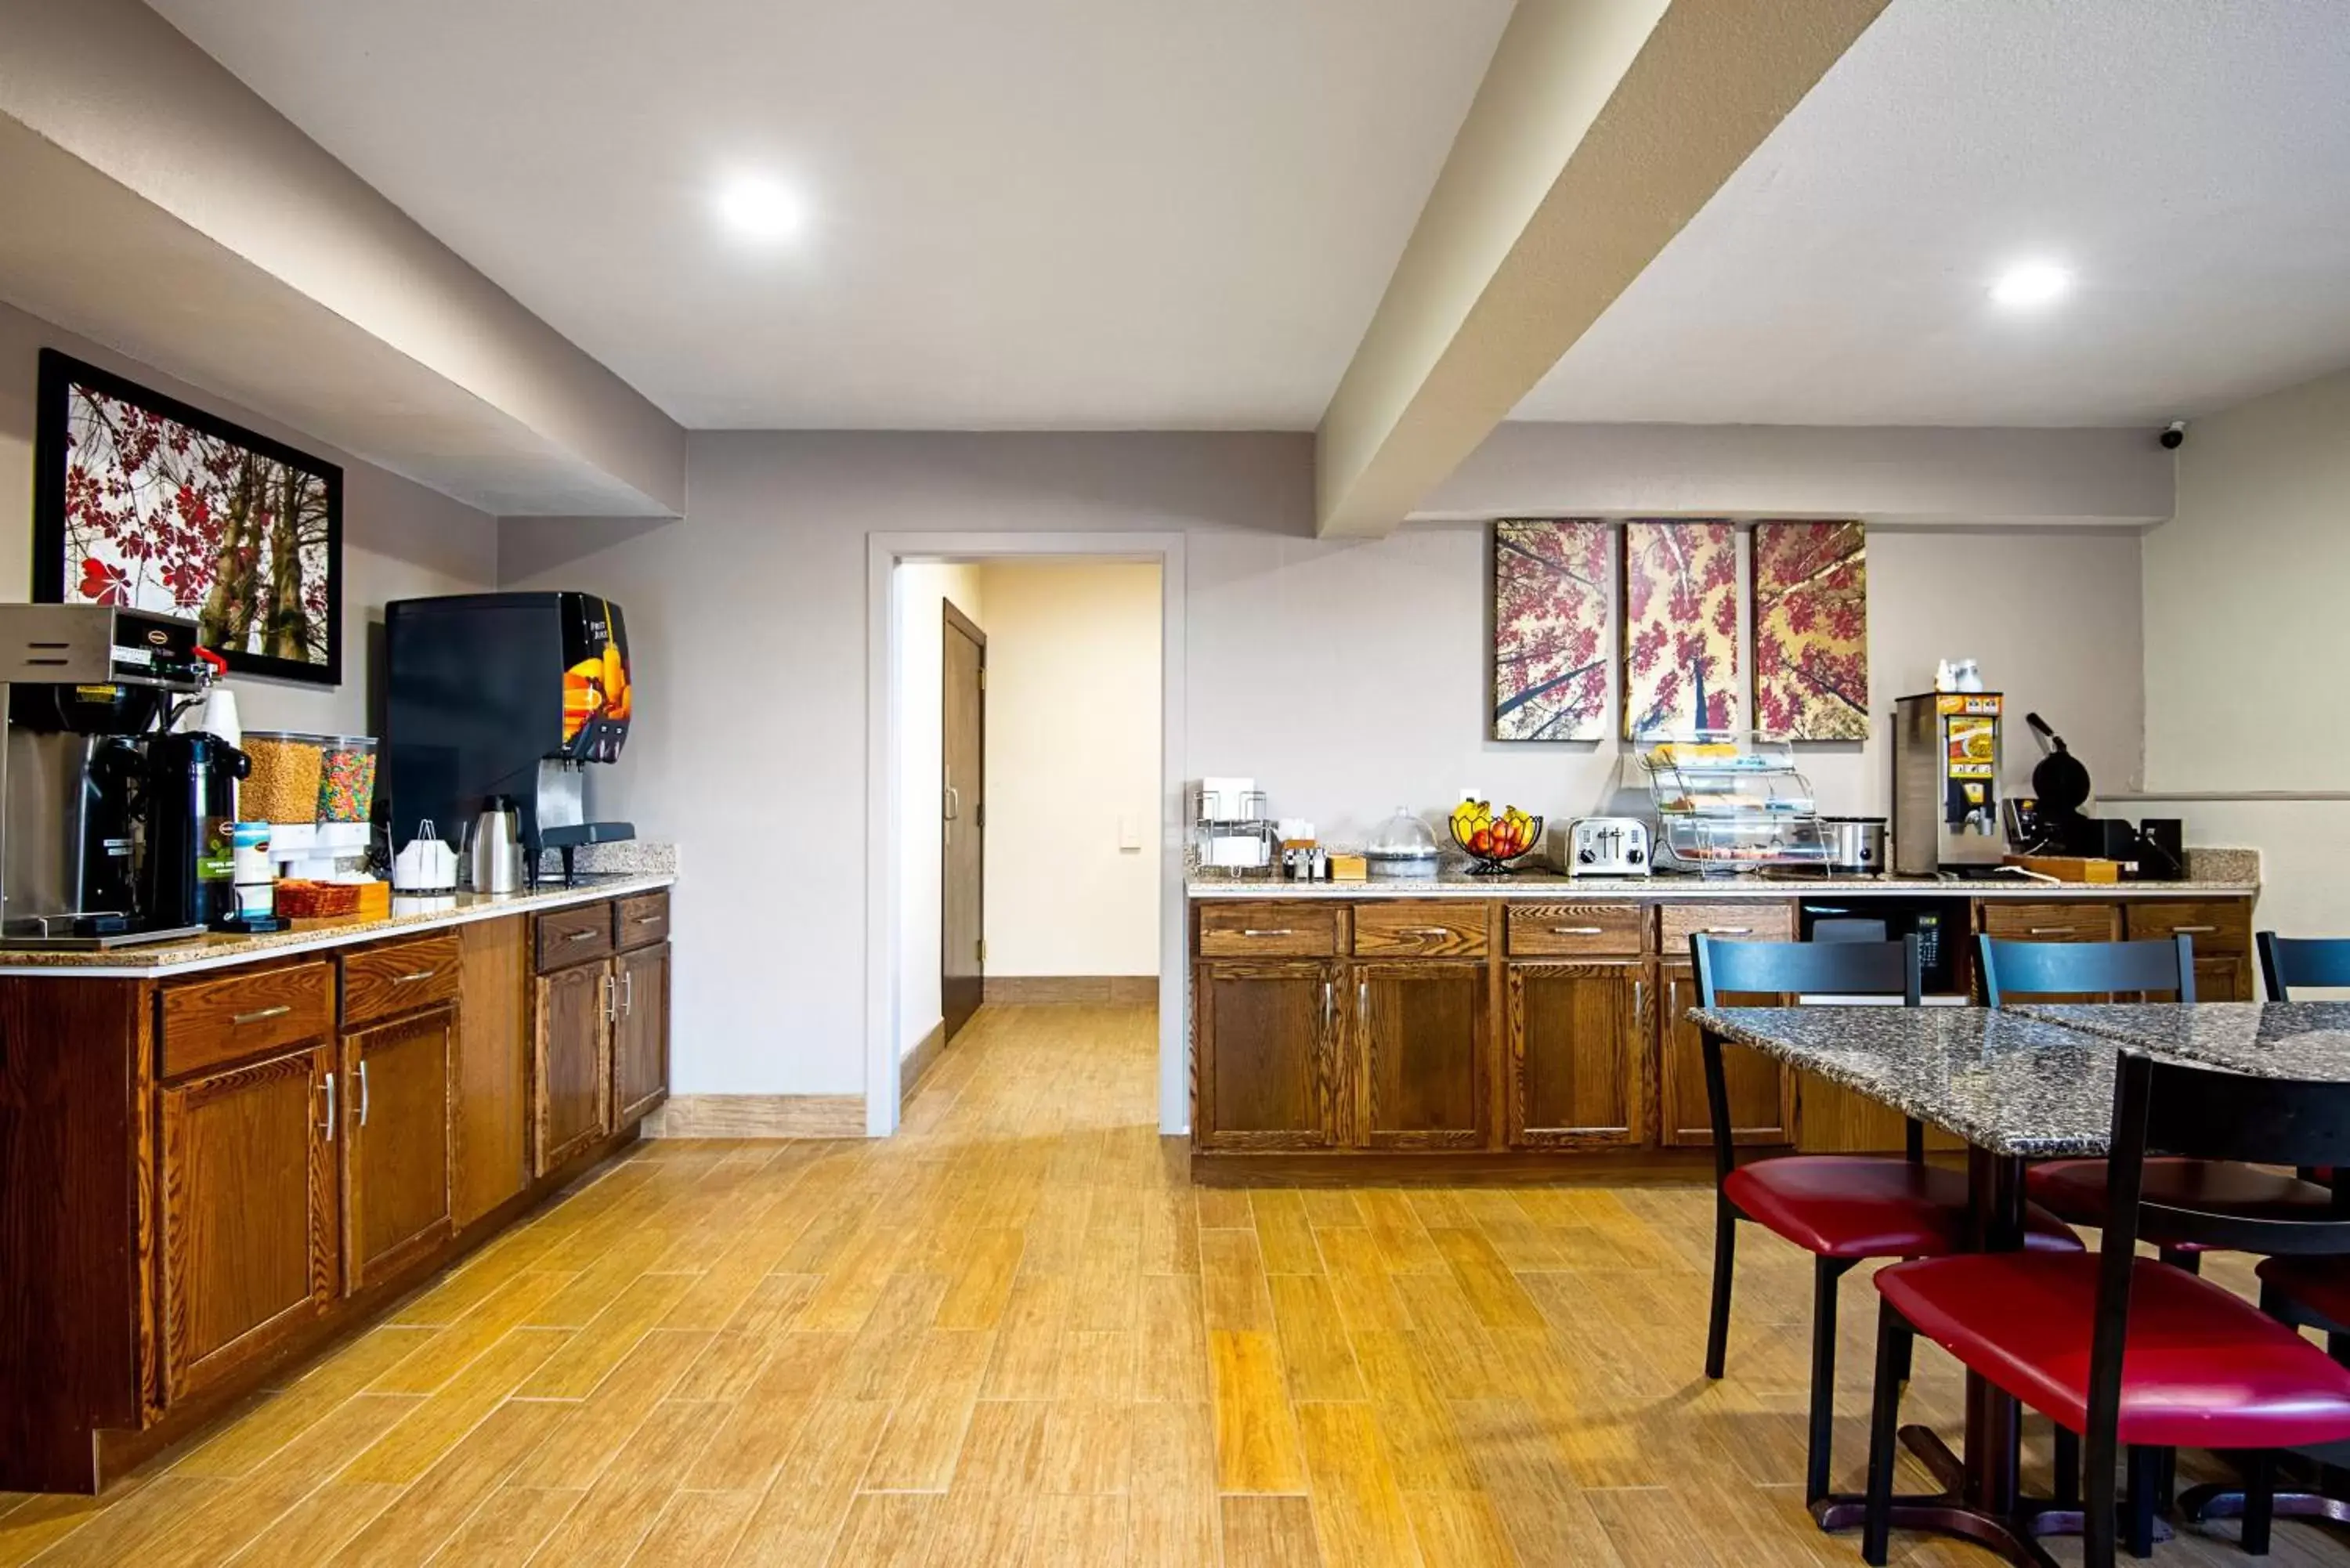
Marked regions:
[975,562,1161,979]
[499,427,2158,1103]
[893,562,985,1058]
[2140,365,2350,934]
[0,299,499,735]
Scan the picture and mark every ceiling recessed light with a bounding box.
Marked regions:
[715,175,804,243]
[1990,262,2070,307]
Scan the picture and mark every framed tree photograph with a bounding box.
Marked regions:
[1622,518,1741,738]
[1752,519,1868,740]
[1492,518,1610,741]
[32,349,343,685]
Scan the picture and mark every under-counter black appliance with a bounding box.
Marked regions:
[1800,896,1969,995]
[383,592,634,885]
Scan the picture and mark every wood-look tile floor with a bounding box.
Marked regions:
[3,1003,2344,1566]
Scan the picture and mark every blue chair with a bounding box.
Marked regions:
[1692,934,2078,1505]
[2259,931,2350,1001]
[1977,933,2196,1007]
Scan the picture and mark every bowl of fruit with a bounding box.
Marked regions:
[1449,800,1544,875]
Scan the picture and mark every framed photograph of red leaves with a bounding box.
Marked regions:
[1621,519,1740,739]
[32,349,343,685]
[1492,518,1609,741]
[1753,519,1867,741]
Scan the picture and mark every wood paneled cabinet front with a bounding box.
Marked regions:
[534,958,613,1176]
[156,1042,340,1407]
[1656,965,1795,1148]
[1356,961,1487,1148]
[1505,961,1650,1148]
[612,941,671,1127]
[1193,960,1340,1149]
[341,1006,455,1291]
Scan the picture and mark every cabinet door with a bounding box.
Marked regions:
[1506,962,1650,1148]
[343,1006,454,1291]
[2194,952,2252,1004]
[613,941,671,1127]
[1194,961,1338,1150]
[1356,962,1488,1149]
[535,961,612,1176]
[454,916,532,1230]
[157,1043,338,1405]
[1657,965,1794,1147]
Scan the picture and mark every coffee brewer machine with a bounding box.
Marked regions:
[0,604,239,945]
[382,593,634,887]
[1890,691,2006,876]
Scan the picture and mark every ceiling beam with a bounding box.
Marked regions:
[1314,0,1890,538]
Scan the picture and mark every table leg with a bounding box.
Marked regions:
[1964,1148,2026,1514]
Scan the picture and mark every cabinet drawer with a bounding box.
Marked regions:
[1507,902,1646,957]
[615,891,671,952]
[1981,901,2120,943]
[1198,903,1340,958]
[161,961,336,1080]
[1659,901,1795,959]
[342,933,462,1029]
[2124,900,2250,956]
[537,901,616,971]
[1354,901,1488,958]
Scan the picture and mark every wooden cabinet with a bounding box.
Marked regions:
[1656,965,1795,1147]
[1504,961,1650,1148]
[1980,900,2120,943]
[453,917,532,1229]
[2125,901,2254,1001]
[156,1042,339,1406]
[1193,961,1339,1149]
[342,1006,454,1290]
[613,941,671,1127]
[534,959,611,1175]
[1355,961,1487,1147]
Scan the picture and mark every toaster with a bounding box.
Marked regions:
[1560,816,1651,877]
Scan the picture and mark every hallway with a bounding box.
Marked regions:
[0,1005,2310,1566]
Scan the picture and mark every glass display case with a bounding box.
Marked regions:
[1636,733,1830,875]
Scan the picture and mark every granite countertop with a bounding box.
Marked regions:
[0,872,674,978]
[1690,1004,2124,1157]
[1189,847,2258,901]
[2016,1002,2350,1080]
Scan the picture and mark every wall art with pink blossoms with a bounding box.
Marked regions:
[1621,518,1739,739]
[1491,518,1610,741]
[1752,519,1868,741]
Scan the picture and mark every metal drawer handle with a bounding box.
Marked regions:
[2026,927,2073,936]
[1704,926,1753,935]
[2168,924,2216,934]
[233,1004,292,1026]
[393,968,438,984]
[1403,927,1454,937]
[1550,926,1606,935]
[320,1071,336,1141]
[622,971,635,1017]
[357,1060,371,1127]
[1241,928,1294,938]
[633,913,664,925]
[564,928,599,943]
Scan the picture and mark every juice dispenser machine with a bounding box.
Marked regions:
[383,592,634,885]
[1891,691,2005,875]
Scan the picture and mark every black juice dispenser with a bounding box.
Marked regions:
[382,593,634,887]
[141,730,249,929]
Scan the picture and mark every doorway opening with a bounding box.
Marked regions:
[880,548,1174,1130]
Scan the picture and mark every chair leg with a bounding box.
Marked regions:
[1862,1301,1910,1568]
[2053,1425,2081,1508]
[2154,1445,2176,1511]
[2126,1446,2158,1559]
[2084,1424,2120,1568]
[1705,1199,1737,1380]
[2242,1450,2277,1556]
[2158,1246,2203,1276]
[1806,1256,1848,1505]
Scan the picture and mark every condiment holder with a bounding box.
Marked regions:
[391,822,460,894]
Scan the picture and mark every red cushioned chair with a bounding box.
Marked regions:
[1692,934,2081,1505]
[1861,1050,2350,1567]
[1982,934,2337,1276]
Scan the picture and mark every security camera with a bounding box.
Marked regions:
[2160,421,2187,450]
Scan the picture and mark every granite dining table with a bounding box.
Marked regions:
[1687,1002,2350,1566]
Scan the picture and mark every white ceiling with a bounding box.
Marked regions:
[144,0,1512,431]
[1517,0,2350,426]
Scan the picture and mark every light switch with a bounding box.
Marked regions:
[1118,813,1143,852]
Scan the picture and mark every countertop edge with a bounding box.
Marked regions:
[1186,876,2258,901]
[0,875,677,979]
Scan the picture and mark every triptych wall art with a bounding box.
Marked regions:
[1490,517,1868,742]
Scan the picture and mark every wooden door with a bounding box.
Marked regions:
[1506,962,1650,1149]
[534,960,610,1176]
[343,1006,454,1290]
[1194,961,1339,1149]
[613,941,671,1126]
[1356,962,1488,1149]
[157,1042,338,1405]
[1657,965,1795,1147]
[453,916,531,1229]
[942,599,986,1041]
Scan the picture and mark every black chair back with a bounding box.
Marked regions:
[1976,934,2194,1008]
[2258,931,2350,1001]
[1692,934,1922,1179]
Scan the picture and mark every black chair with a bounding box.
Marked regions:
[1976,933,2197,1009]
[1692,934,2078,1505]
[2260,931,2350,1001]
[1861,1050,2350,1567]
